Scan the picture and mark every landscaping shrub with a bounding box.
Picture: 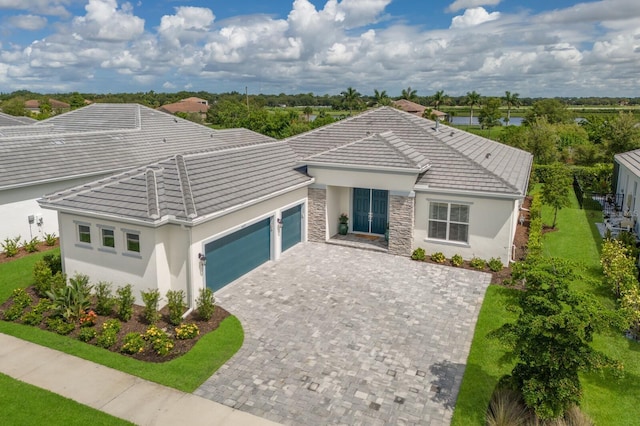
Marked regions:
[1,236,21,257]
[488,257,504,272]
[43,232,57,246]
[20,310,43,326]
[42,253,62,275]
[115,284,134,322]
[79,310,97,327]
[78,328,97,342]
[46,273,92,323]
[22,237,40,253]
[166,290,186,326]
[3,305,25,321]
[102,319,121,334]
[411,247,426,261]
[144,325,174,356]
[430,252,446,263]
[196,288,216,321]
[485,388,528,426]
[470,257,486,270]
[31,298,52,315]
[601,239,637,298]
[10,288,32,309]
[96,329,118,349]
[141,288,161,324]
[121,333,146,354]
[45,317,75,335]
[451,254,464,267]
[529,193,542,221]
[175,323,199,340]
[32,260,64,297]
[94,281,116,316]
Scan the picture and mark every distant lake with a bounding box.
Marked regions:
[448,116,524,126]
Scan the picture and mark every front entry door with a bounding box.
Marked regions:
[353,188,388,234]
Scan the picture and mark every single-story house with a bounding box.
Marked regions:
[158,98,210,119]
[393,99,448,121]
[0,103,273,243]
[25,98,71,113]
[613,149,640,232]
[38,106,532,308]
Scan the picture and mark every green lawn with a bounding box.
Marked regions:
[0,373,133,426]
[453,189,640,425]
[0,248,244,392]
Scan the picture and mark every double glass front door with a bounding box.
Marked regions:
[353,188,388,235]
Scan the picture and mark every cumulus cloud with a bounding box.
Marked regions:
[158,6,214,48]
[446,0,501,13]
[535,0,640,24]
[0,0,70,17]
[450,7,500,28]
[73,0,144,42]
[7,14,48,30]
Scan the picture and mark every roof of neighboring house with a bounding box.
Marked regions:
[0,103,274,191]
[181,97,208,104]
[615,150,640,177]
[392,99,446,118]
[0,112,36,126]
[39,142,312,224]
[158,101,209,114]
[287,107,532,196]
[25,99,71,109]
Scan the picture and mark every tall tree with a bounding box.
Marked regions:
[603,112,640,158]
[340,87,361,115]
[527,117,559,165]
[432,90,447,109]
[478,97,502,131]
[401,86,417,101]
[524,99,573,125]
[466,91,481,125]
[1,97,28,116]
[373,89,391,106]
[502,91,520,125]
[541,163,572,228]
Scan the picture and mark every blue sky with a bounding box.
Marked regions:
[0,0,639,97]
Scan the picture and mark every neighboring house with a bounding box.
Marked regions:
[158,98,210,119]
[0,103,274,243]
[39,106,532,308]
[0,112,36,126]
[392,99,448,121]
[25,99,71,113]
[613,149,640,232]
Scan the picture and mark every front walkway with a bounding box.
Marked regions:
[195,242,491,425]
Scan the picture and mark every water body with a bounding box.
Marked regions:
[448,116,524,126]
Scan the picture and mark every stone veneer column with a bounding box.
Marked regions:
[388,193,415,256]
[307,187,327,242]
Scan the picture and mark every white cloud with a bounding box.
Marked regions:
[163,81,176,89]
[0,0,70,17]
[450,7,500,28]
[446,0,501,13]
[158,6,215,48]
[7,14,47,30]
[73,0,144,42]
[535,0,640,24]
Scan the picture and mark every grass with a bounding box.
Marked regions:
[0,248,244,392]
[0,372,133,425]
[453,188,640,425]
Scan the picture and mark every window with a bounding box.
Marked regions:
[102,228,115,248]
[126,233,140,253]
[428,202,469,243]
[78,224,91,244]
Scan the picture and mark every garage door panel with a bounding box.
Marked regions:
[205,218,271,292]
[281,205,302,252]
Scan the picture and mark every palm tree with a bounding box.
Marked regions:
[302,106,313,122]
[401,86,417,101]
[373,89,391,106]
[502,91,521,125]
[466,90,481,125]
[341,87,361,115]
[432,90,448,109]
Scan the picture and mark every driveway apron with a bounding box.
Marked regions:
[195,242,491,425]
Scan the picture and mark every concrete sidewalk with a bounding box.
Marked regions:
[0,333,280,426]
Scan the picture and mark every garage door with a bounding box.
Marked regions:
[205,218,271,292]
[281,204,302,252]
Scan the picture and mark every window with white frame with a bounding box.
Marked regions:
[125,232,140,253]
[101,228,115,248]
[428,202,469,243]
[78,224,91,244]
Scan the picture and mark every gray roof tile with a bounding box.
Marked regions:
[0,112,36,126]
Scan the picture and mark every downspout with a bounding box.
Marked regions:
[182,224,194,318]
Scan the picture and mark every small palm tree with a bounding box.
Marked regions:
[341,87,361,115]
[302,106,313,122]
[432,90,448,109]
[373,89,391,106]
[401,86,417,101]
[466,90,481,125]
[502,91,521,125]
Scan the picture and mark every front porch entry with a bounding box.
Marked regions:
[353,188,388,235]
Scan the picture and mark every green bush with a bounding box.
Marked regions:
[121,333,146,354]
[196,288,216,321]
[94,281,116,316]
[451,254,464,267]
[31,298,52,315]
[166,290,186,326]
[96,329,118,349]
[411,247,426,261]
[529,194,542,221]
[2,305,25,321]
[144,325,174,356]
[470,257,486,270]
[1,236,21,257]
[78,328,97,342]
[45,317,75,335]
[102,319,121,334]
[42,253,62,275]
[11,288,32,309]
[488,257,504,272]
[33,260,53,297]
[140,289,161,324]
[43,232,58,246]
[175,323,199,340]
[115,284,134,322]
[22,237,40,253]
[20,311,43,326]
[431,252,446,263]
[46,273,92,323]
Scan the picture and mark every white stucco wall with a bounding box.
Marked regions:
[307,166,417,192]
[0,174,114,243]
[413,191,518,263]
[326,186,350,236]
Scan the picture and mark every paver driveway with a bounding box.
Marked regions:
[195,243,491,425]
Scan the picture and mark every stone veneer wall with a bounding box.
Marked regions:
[388,194,415,256]
[308,188,327,242]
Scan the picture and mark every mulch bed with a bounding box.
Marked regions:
[0,240,60,265]
[0,286,230,363]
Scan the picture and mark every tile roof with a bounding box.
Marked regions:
[615,149,640,177]
[39,142,312,224]
[158,101,209,114]
[0,112,36,126]
[0,103,274,190]
[287,107,532,196]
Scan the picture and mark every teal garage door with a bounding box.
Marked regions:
[205,218,271,292]
[281,205,302,252]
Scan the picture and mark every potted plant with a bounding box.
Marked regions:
[338,213,349,235]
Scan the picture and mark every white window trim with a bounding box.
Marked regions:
[73,220,93,249]
[121,228,141,258]
[426,201,471,245]
[97,225,116,252]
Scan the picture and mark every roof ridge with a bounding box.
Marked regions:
[378,131,430,169]
[175,154,197,218]
[145,168,161,220]
[302,131,383,161]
